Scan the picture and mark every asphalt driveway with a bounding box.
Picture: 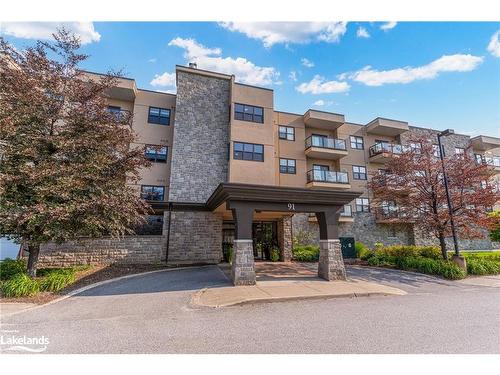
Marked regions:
[1,265,499,354]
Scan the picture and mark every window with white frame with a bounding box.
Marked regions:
[355,198,370,212]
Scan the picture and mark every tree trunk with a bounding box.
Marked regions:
[438,233,448,260]
[27,243,40,278]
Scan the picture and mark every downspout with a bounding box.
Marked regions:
[165,202,173,265]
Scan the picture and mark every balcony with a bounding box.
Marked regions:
[305,136,348,160]
[303,109,345,130]
[369,143,404,163]
[374,208,414,224]
[476,155,500,174]
[366,117,409,136]
[306,170,351,189]
[471,135,500,152]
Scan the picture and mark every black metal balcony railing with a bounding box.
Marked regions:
[305,135,347,151]
[476,155,500,167]
[307,169,349,184]
[369,143,405,157]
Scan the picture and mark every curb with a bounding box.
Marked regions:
[191,288,406,308]
[1,265,215,317]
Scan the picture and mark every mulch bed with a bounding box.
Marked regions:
[1,264,169,305]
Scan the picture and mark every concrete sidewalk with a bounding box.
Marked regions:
[191,279,407,308]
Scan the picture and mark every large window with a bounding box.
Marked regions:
[350,136,364,150]
[432,144,441,157]
[279,126,295,141]
[145,145,168,163]
[340,204,352,217]
[148,107,170,125]
[141,185,165,201]
[409,141,422,154]
[279,158,296,174]
[352,165,367,180]
[355,198,370,212]
[455,147,465,158]
[234,103,264,123]
[233,142,264,162]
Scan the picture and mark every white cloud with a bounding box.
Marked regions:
[168,37,279,86]
[296,75,350,94]
[148,58,157,63]
[0,22,100,44]
[150,72,176,88]
[301,58,314,68]
[487,30,500,57]
[219,22,347,48]
[357,27,370,39]
[349,54,484,86]
[289,71,298,82]
[313,100,326,106]
[380,22,397,31]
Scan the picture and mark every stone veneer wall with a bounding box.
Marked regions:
[168,71,230,203]
[163,211,223,264]
[292,213,412,249]
[37,236,164,267]
[277,216,293,261]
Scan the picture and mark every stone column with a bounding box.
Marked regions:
[231,240,256,285]
[229,202,256,285]
[278,216,293,262]
[318,239,346,280]
[316,208,346,281]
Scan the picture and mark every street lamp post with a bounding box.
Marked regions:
[437,129,461,261]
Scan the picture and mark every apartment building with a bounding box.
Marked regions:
[38,64,500,285]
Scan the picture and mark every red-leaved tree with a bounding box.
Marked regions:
[369,138,499,259]
[0,29,151,277]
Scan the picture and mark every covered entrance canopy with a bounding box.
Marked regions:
[206,183,362,285]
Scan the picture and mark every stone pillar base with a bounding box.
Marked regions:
[318,239,346,281]
[231,240,256,286]
[452,255,467,271]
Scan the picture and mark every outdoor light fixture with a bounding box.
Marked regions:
[437,128,460,257]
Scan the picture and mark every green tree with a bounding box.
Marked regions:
[0,29,151,277]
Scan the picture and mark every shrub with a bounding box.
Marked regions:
[0,258,26,281]
[355,242,371,259]
[1,273,40,297]
[39,269,76,292]
[467,258,500,276]
[292,245,320,262]
[394,256,466,280]
[270,248,280,262]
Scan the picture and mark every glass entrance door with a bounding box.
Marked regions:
[252,221,278,260]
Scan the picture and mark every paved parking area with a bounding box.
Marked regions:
[1,264,499,353]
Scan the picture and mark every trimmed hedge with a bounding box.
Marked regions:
[292,245,320,262]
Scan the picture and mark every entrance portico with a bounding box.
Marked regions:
[207,183,362,285]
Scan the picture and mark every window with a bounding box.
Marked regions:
[234,103,264,123]
[145,145,168,163]
[148,107,170,125]
[350,136,364,150]
[279,158,296,174]
[455,147,465,158]
[233,142,264,162]
[141,185,165,201]
[340,204,352,217]
[352,165,367,180]
[313,164,329,171]
[355,198,370,213]
[107,106,123,121]
[409,141,422,154]
[432,144,441,157]
[279,126,295,141]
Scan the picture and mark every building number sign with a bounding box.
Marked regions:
[288,203,295,211]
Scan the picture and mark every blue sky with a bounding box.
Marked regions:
[1,21,499,136]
